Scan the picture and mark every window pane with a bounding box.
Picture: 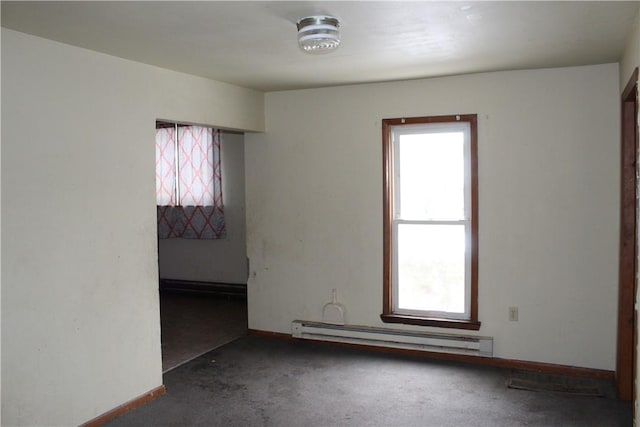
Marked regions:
[398,132,464,220]
[397,223,465,313]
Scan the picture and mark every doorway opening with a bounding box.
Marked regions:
[155,122,249,372]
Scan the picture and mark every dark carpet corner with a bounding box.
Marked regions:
[107,335,632,427]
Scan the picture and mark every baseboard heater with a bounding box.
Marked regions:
[159,279,247,299]
[292,320,493,357]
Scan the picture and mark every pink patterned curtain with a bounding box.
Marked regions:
[155,124,226,239]
[155,127,176,206]
[178,126,214,205]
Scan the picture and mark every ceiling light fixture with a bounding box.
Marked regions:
[296,16,340,54]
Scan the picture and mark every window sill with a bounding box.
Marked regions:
[380,313,481,331]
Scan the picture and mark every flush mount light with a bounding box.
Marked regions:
[296,16,340,54]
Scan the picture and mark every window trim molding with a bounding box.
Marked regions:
[381,114,479,330]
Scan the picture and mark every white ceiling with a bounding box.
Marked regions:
[2,1,638,92]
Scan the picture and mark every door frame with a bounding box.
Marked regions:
[617,67,638,402]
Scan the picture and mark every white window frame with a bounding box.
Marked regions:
[391,122,471,319]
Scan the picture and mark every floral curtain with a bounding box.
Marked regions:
[155,127,176,206]
[155,125,226,239]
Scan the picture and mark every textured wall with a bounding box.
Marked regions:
[246,63,619,371]
[1,28,263,426]
[620,4,640,92]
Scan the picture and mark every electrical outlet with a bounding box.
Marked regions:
[509,306,519,321]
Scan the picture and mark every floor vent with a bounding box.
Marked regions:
[292,320,493,357]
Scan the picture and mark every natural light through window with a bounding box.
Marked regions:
[382,115,479,329]
[396,131,466,314]
[397,132,464,220]
[397,223,465,313]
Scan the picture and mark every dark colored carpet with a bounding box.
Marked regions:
[108,335,631,427]
[160,292,247,372]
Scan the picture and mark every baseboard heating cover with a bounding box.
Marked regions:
[292,320,493,357]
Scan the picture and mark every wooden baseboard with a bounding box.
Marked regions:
[79,385,166,427]
[248,328,614,380]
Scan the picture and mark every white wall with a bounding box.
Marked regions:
[158,131,248,284]
[620,4,640,91]
[1,29,263,426]
[245,63,620,371]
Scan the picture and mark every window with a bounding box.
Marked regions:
[155,121,226,239]
[381,115,479,330]
[156,123,219,207]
